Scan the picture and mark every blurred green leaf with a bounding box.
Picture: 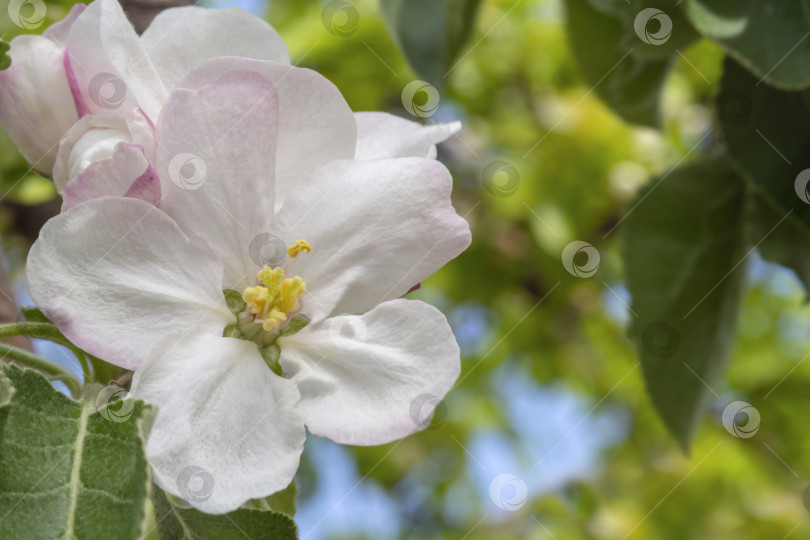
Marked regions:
[746,188,810,293]
[589,0,699,60]
[152,484,298,540]
[0,40,10,71]
[379,0,482,85]
[624,154,747,451]
[246,481,297,516]
[0,365,152,539]
[718,58,810,230]
[565,0,673,127]
[684,0,810,89]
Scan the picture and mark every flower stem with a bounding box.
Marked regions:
[0,322,92,380]
[0,342,81,397]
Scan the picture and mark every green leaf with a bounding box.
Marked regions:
[589,0,699,60]
[684,0,810,89]
[20,306,50,323]
[151,484,298,540]
[746,188,810,293]
[0,40,10,72]
[379,0,483,85]
[565,0,674,127]
[0,365,152,539]
[717,57,810,282]
[624,154,747,451]
[246,481,297,516]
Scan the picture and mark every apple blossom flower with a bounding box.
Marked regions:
[0,5,85,173]
[27,66,471,513]
[0,0,462,203]
[0,0,288,179]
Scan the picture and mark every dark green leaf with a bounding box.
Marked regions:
[746,189,810,293]
[0,366,152,539]
[151,484,298,540]
[246,481,297,516]
[589,0,699,60]
[565,0,674,127]
[717,58,810,243]
[624,154,747,451]
[0,40,10,72]
[379,0,483,86]
[684,0,810,89]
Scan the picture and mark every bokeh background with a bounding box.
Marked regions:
[2,0,809,538]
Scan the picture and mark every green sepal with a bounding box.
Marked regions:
[260,344,282,376]
[279,315,310,338]
[21,306,51,323]
[223,289,247,316]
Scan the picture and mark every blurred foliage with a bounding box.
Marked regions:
[1,0,810,538]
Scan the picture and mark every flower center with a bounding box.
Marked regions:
[223,240,311,375]
[241,239,310,332]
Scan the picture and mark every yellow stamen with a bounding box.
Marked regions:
[242,255,308,332]
[287,240,311,258]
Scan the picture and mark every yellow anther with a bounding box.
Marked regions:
[262,308,288,332]
[242,265,307,332]
[287,240,311,258]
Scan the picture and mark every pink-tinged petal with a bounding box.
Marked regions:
[175,57,356,205]
[355,112,461,160]
[62,143,160,211]
[52,109,155,191]
[131,332,305,514]
[27,197,233,370]
[67,0,167,120]
[279,299,460,445]
[157,69,279,290]
[43,4,86,44]
[141,6,290,91]
[0,35,78,173]
[63,47,90,118]
[276,158,471,323]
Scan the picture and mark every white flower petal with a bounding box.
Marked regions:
[0,35,78,173]
[279,299,460,445]
[52,110,155,191]
[354,112,460,160]
[131,331,305,514]
[67,0,168,120]
[156,69,280,289]
[277,158,471,322]
[27,197,232,370]
[62,143,160,211]
[174,57,356,204]
[43,4,86,45]
[141,6,290,91]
